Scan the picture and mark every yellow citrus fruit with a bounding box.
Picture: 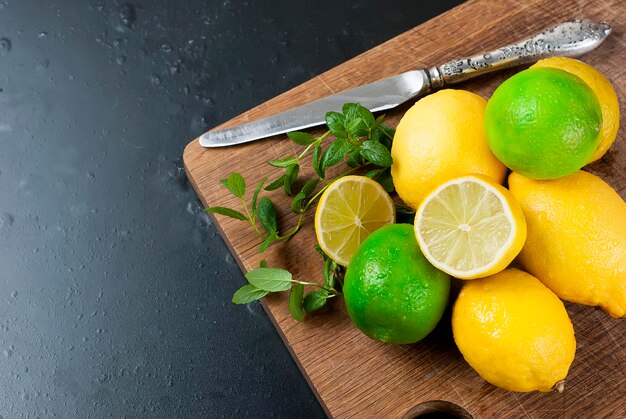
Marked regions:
[414,174,526,279]
[532,57,620,162]
[509,170,626,318]
[452,268,576,392]
[391,89,506,209]
[314,175,395,267]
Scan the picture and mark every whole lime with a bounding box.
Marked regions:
[343,224,451,344]
[485,67,602,179]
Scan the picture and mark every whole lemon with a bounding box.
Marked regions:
[485,67,602,179]
[343,224,451,344]
[532,57,620,162]
[391,89,506,209]
[452,268,576,392]
[509,170,626,318]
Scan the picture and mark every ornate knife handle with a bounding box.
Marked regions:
[427,19,611,88]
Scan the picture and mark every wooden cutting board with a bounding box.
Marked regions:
[183,0,626,417]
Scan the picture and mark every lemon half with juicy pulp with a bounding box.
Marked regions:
[315,175,395,267]
[414,174,526,279]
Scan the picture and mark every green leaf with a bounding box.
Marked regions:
[268,156,298,168]
[289,284,305,321]
[232,284,269,304]
[303,290,329,313]
[325,112,346,139]
[314,244,325,258]
[376,168,395,193]
[361,140,393,167]
[322,138,351,169]
[323,257,337,289]
[370,114,385,134]
[245,267,292,292]
[204,206,247,221]
[370,124,394,149]
[313,144,324,179]
[287,131,316,146]
[346,148,363,167]
[258,232,279,253]
[265,174,286,191]
[290,192,307,213]
[283,163,300,196]
[257,197,277,234]
[251,178,267,218]
[290,178,318,213]
[345,117,363,136]
[259,260,268,268]
[343,103,373,136]
[301,178,319,197]
[220,172,246,198]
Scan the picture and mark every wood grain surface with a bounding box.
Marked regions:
[183,0,626,417]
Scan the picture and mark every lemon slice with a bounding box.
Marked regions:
[414,174,526,279]
[315,175,395,267]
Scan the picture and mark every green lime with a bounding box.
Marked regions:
[485,67,602,179]
[343,224,451,344]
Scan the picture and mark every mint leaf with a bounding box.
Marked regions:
[245,267,292,292]
[343,103,373,136]
[205,206,247,220]
[257,197,277,234]
[313,144,324,179]
[259,232,278,253]
[375,125,395,149]
[301,178,319,197]
[361,140,393,167]
[345,117,363,136]
[323,257,337,289]
[303,290,328,313]
[232,284,269,304]
[322,138,351,169]
[289,284,305,321]
[346,148,363,167]
[376,168,395,193]
[283,163,300,196]
[268,156,298,168]
[287,131,316,146]
[265,174,286,191]
[291,178,320,213]
[220,172,246,198]
[325,112,346,139]
[251,178,267,218]
[290,192,307,213]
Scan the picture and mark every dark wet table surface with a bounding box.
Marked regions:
[0,0,463,416]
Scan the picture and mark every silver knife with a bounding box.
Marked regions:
[200,19,611,148]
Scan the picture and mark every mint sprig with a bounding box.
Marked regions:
[206,103,394,320]
[231,248,344,321]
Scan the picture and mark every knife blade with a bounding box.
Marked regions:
[199,19,611,148]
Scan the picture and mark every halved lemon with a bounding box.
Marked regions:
[315,175,395,267]
[414,174,526,279]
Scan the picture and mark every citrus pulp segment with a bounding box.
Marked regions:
[314,175,395,267]
[414,174,526,279]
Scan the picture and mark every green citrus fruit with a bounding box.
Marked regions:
[485,67,602,179]
[531,57,620,162]
[343,224,451,344]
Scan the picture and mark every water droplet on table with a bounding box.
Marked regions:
[118,3,136,28]
[0,38,11,56]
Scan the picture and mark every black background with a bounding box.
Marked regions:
[0,0,464,417]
